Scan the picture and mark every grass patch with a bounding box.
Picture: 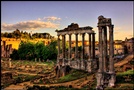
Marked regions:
[11,59,55,67]
[13,74,40,83]
[116,70,134,84]
[117,70,134,75]
[57,69,90,83]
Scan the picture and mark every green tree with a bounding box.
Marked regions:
[10,49,19,60]
[47,40,58,60]
[13,29,21,39]
[11,40,58,61]
[18,41,35,60]
[34,41,45,60]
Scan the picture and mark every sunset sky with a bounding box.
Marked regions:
[1,1,133,41]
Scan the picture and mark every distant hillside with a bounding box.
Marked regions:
[1,29,55,39]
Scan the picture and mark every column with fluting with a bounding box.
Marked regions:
[96,26,104,87]
[103,26,108,72]
[109,25,114,73]
[98,27,103,72]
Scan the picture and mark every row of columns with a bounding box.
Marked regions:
[57,33,96,63]
[97,25,115,87]
[98,25,114,73]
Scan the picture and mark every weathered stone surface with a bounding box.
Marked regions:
[97,15,115,89]
[55,23,96,75]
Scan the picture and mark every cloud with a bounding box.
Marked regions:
[2,20,60,31]
[44,16,61,21]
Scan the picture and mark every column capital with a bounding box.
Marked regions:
[108,25,114,28]
[98,26,103,29]
[82,33,85,35]
[62,34,66,37]
[68,33,72,35]
[75,33,79,35]
[58,35,61,36]
[92,33,96,35]
[87,33,91,35]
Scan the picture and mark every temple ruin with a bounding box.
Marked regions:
[55,23,97,77]
[55,15,116,89]
[96,15,116,89]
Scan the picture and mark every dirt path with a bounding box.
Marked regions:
[15,74,94,89]
[114,54,133,67]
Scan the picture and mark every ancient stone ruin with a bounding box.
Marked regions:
[55,15,116,89]
[55,23,97,77]
[96,15,116,89]
[1,41,13,58]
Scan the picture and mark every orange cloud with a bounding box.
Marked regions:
[2,20,59,30]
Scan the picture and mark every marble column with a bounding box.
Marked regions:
[92,33,95,59]
[88,33,91,60]
[68,34,72,65]
[68,34,72,59]
[109,25,114,73]
[97,27,104,87]
[98,27,103,72]
[75,33,78,60]
[62,35,66,65]
[57,35,61,63]
[109,25,115,87]
[82,33,85,60]
[103,26,108,72]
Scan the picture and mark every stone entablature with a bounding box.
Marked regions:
[56,23,94,35]
[98,15,112,26]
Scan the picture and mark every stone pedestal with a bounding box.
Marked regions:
[96,72,104,90]
[108,72,116,87]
